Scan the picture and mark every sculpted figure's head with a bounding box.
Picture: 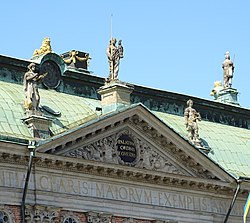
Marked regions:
[225,51,230,60]
[186,99,193,107]
[43,37,50,45]
[28,62,36,71]
[111,37,117,45]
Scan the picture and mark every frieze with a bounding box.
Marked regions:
[131,95,250,129]
[64,129,185,175]
[0,157,234,196]
[0,167,243,216]
[0,205,15,223]
[61,212,80,223]
[131,95,184,116]
[25,205,60,223]
[86,212,112,223]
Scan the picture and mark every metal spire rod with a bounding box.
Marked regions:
[110,14,113,40]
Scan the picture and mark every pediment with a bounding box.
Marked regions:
[40,105,233,183]
[61,127,191,177]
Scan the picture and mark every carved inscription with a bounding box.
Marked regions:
[117,134,137,163]
[0,169,244,216]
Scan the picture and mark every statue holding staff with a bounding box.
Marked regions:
[106,37,124,81]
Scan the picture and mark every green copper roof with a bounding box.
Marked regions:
[1,78,250,179]
[40,89,99,135]
[0,81,32,141]
[154,111,250,178]
[0,81,100,141]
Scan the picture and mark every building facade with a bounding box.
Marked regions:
[0,40,250,223]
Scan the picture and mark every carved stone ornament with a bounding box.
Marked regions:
[61,212,80,223]
[25,205,60,223]
[65,129,184,175]
[86,212,113,223]
[0,205,15,223]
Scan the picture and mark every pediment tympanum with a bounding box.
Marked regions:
[62,128,191,176]
[43,106,233,182]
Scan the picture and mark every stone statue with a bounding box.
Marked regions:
[184,99,201,144]
[106,37,124,81]
[222,51,234,88]
[23,63,47,114]
[33,37,52,56]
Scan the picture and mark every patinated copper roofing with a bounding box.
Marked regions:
[0,53,250,180]
[155,111,250,178]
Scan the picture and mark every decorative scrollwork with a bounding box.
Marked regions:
[65,130,184,175]
[86,212,112,223]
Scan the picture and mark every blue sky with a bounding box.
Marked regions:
[1,1,250,108]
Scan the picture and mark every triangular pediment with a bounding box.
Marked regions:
[39,104,234,183]
[61,127,192,177]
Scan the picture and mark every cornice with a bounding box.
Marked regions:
[4,105,237,194]
[0,151,243,196]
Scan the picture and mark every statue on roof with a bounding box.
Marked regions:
[33,37,52,57]
[184,99,202,145]
[23,63,47,115]
[106,37,124,81]
[210,81,223,100]
[222,51,234,88]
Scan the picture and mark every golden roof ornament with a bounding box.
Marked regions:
[33,37,52,56]
[210,81,223,100]
[62,50,91,65]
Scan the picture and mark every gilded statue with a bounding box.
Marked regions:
[106,38,124,81]
[23,63,47,114]
[222,51,234,88]
[184,99,201,144]
[210,81,223,100]
[62,50,91,65]
[33,37,52,56]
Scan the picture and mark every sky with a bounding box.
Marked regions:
[1,1,250,108]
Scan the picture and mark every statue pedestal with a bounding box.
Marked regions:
[22,115,52,139]
[98,80,134,114]
[217,88,240,106]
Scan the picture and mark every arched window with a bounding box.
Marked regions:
[0,211,10,223]
[63,217,77,223]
